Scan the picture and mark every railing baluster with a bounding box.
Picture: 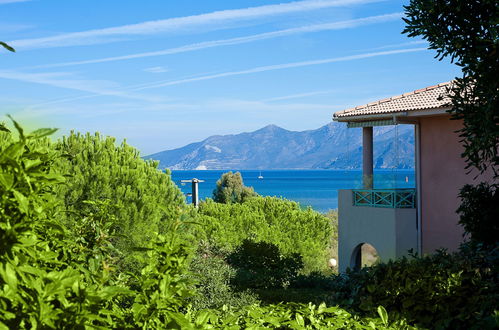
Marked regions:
[353,189,416,208]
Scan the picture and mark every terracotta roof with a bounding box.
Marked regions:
[333,81,452,120]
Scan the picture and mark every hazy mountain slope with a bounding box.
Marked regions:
[145,123,414,170]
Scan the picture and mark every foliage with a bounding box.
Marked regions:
[0,42,15,52]
[330,244,499,329]
[212,171,258,204]
[324,209,339,269]
[227,239,303,290]
[0,122,196,329]
[457,182,499,246]
[195,196,334,273]
[53,132,185,272]
[188,243,259,311]
[187,303,414,329]
[0,120,126,328]
[403,0,499,177]
[128,232,195,329]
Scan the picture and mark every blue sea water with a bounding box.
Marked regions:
[171,170,415,213]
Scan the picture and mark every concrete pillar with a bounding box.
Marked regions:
[362,127,374,189]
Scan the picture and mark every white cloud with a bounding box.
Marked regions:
[12,47,427,108]
[263,89,338,102]
[143,66,169,73]
[37,12,402,68]
[0,70,159,103]
[9,0,384,50]
[131,48,428,91]
[0,23,34,33]
[0,0,30,4]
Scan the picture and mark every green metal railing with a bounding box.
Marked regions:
[353,189,416,208]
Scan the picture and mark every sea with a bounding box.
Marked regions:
[171,169,415,213]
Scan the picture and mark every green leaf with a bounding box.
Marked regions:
[295,313,305,327]
[7,115,24,139]
[2,262,18,289]
[13,190,29,214]
[28,128,58,139]
[0,173,14,190]
[377,306,388,326]
[1,142,24,160]
[0,123,10,132]
[0,41,15,52]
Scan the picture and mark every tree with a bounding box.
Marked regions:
[212,171,258,204]
[403,0,499,245]
[403,0,498,177]
[53,132,186,270]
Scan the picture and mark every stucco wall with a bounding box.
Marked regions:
[419,115,486,253]
[338,190,416,272]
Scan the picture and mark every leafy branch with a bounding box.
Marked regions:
[0,41,15,52]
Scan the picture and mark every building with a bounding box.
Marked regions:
[332,82,485,272]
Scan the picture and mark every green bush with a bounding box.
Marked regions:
[212,171,258,204]
[53,132,186,272]
[195,196,333,273]
[188,243,259,311]
[0,122,196,329]
[330,244,499,329]
[458,182,499,246]
[187,303,414,329]
[0,121,125,328]
[228,239,303,290]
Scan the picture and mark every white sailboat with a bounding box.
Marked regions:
[258,171,263,179]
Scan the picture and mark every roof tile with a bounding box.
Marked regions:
[334,81,453,119]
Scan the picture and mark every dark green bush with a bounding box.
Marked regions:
[458,182,499,246]
[227,239,304,290]
[188,243,258,311]
[330,244,499,329]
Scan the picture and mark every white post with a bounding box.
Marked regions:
[362,127,374,189]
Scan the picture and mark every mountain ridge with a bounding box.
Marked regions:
[145,122,414,170]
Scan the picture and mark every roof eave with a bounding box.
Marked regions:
[332,106,452,123]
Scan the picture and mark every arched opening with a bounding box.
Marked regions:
[350,243,380,271]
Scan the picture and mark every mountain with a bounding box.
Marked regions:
[145,123,414,170]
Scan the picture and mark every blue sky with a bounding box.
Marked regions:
[1,0,461,154]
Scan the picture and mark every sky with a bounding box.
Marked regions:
[0,0,461,154]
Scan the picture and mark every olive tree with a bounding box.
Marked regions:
[212,171,258,204]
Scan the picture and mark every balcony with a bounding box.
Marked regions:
[338,189,417,272]
[352,189,416,208]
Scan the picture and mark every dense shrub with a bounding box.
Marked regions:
[330,244,499,329]
[0,123,195,328]
[212,171,258,204]
[228,239,303,290]
[458,182,499,246]
[195,196,334,273]
[187,303,414,329]
[188,243,258,311]
[0,122,125,328]
[53,132,186,272]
